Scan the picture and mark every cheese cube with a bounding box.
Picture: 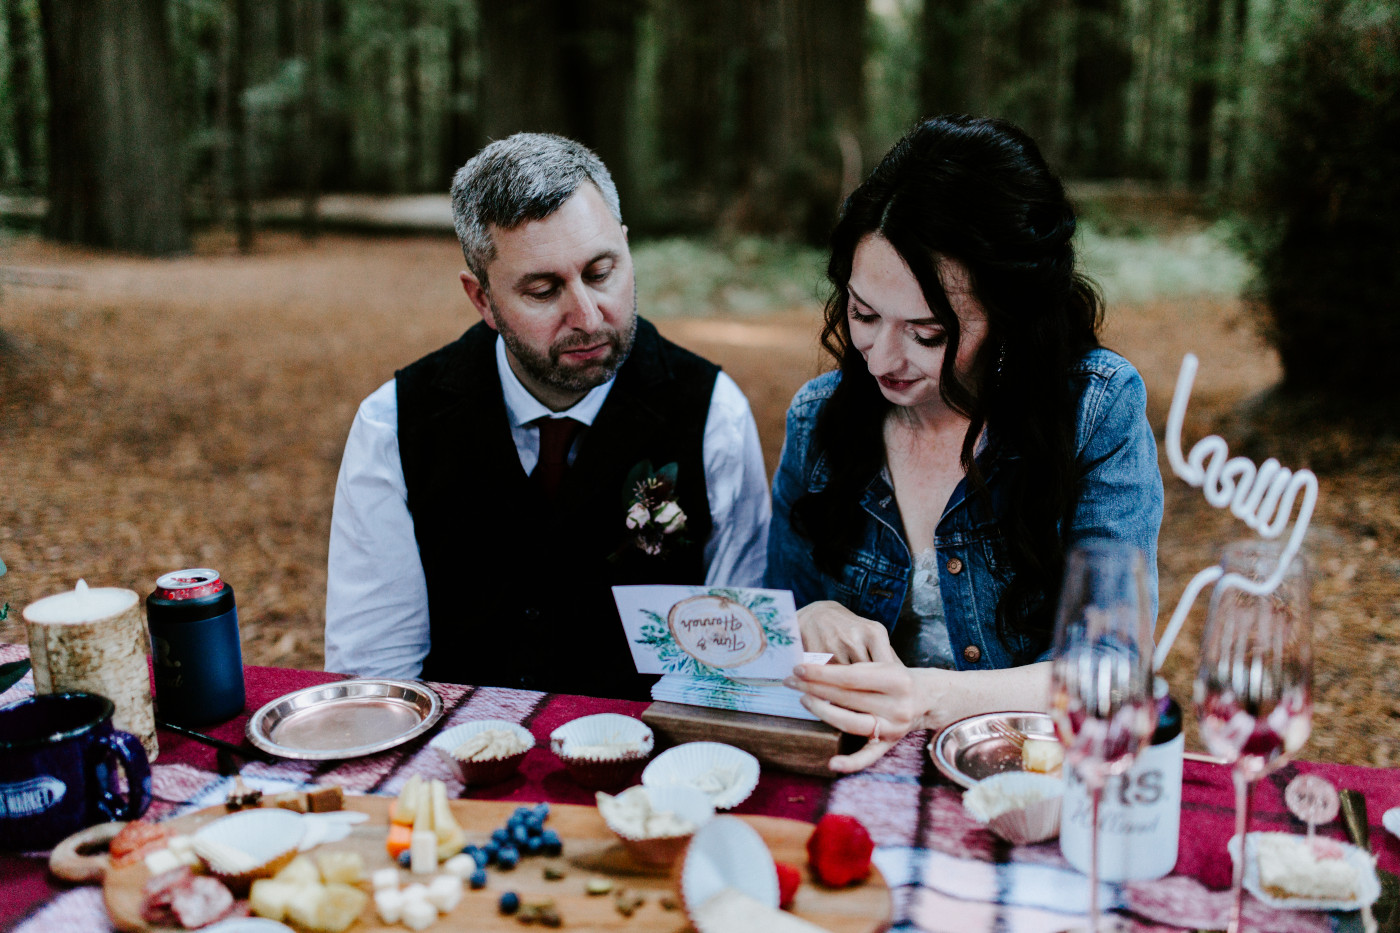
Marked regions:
[1021,739,1065,775]
[313,883,369,933]
[315,850,365,885]
[143,848,181,876]
[410,829,438,874]
[285,885,328,930]
[274,854,322,886]
[249,879,300,922]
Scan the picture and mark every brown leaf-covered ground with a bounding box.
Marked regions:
[1,229,1396,766]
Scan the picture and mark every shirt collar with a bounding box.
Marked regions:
[495,334,614,428]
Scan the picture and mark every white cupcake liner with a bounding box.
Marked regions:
[192,808,304,892]
[680,815,779,928]
[642,742,760,811]
[429,719,535,785]
[598,785,714,867]
[550,713,654,760]
[550,714,654,790]
[962,771,1063,845]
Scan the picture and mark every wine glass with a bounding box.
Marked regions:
[1194,539,1312,933]
[1050,539,1157,933]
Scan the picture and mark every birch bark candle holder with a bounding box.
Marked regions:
[23,580,159,759]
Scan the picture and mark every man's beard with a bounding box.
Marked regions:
[491,292,638,396]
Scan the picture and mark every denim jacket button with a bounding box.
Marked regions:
[962,644,982,663]
[946,557,964,575]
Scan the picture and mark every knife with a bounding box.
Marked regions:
[157,719,276,766]
[1340,789,1399,929]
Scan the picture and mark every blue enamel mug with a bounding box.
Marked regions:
[0,691,152,851]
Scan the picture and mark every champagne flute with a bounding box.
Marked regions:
[1194,539,1312,933]
[1050,540,1157,933]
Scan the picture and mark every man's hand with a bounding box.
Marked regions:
[796,601,898,664]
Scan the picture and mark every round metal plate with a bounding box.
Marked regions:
[929,711,1058,788]
[246,679,444,760]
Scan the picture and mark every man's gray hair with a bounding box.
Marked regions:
[450,133,622,288]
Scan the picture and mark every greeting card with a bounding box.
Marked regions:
[612,585,822,720]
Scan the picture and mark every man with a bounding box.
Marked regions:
[324,133,770,700]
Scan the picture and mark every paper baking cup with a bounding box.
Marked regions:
[599,785,715,868]
[430,719,535,786]
[550,713,654,790]
[192,808,304,895]
[1383,807,1400,842]
[642,742,761,811]
[962,771,1063,845]
[680,815,779,930]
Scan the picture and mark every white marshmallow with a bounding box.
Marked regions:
[401,896,438,930]
[442,853,477,879]
[373,888,405,924]
[427,873,463,912]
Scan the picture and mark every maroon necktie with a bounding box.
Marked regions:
[532,417,583,501]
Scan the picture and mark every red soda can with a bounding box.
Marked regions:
[147,569,245,726]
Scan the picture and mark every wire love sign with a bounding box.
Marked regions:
[1151,353,1319,670]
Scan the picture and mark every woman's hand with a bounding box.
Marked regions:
[785,660,932,772]
[796,601,899,663]
[785,660,1053,773]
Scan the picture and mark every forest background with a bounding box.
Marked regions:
[0,0,1397,766]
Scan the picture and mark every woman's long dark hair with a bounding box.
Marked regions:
[790,114,1103,659]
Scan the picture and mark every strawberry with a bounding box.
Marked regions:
[805,813,874,887]
[775,861,801,909]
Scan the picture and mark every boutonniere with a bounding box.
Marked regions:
[614,460,688,559]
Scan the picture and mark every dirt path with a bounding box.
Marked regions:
[2,230,1395,766]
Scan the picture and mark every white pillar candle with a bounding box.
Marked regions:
[23,580,137,623]
[24,580,158,758]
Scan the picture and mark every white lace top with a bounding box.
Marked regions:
[891,548,956,669]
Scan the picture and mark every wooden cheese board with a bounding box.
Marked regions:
[103,796,891,932]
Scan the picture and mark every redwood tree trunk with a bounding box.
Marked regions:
[736,0,864,241]
[475,0,640,209]
[38,0,188,254]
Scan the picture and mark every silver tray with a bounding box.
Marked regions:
[929,711,1058,788]
[246,679,444,760]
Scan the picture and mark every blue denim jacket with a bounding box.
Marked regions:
[766,348,1164,670]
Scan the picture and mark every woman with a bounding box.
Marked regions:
[767,115,1163,772]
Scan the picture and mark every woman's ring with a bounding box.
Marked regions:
[870,714,881,744]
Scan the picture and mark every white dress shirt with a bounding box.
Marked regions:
[324,334,771,679]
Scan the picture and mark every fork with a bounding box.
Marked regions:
[987,719,1027,749]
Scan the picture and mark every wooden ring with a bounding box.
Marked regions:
[47,820,125,883]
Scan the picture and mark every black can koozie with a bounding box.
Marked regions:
[147,568,246,726]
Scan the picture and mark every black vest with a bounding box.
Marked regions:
[396,318,718,700]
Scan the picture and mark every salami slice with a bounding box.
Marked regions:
[141,867,193,925]
[170,875,235,929]
[142,866,192,903]
[112,820,169,867]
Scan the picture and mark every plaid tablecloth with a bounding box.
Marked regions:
[1,641,1391,933]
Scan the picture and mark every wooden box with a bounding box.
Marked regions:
[643,701,858,778]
